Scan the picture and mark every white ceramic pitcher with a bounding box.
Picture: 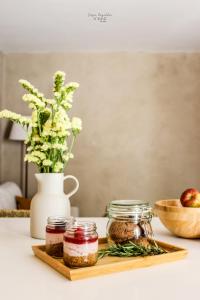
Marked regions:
[30,173,79,239]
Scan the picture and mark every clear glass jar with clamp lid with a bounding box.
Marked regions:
[107,200,153,247]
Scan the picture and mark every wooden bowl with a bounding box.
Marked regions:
[154,199,200,238]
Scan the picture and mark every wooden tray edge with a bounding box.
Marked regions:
[32,245,72,280]
[32,238,188,281]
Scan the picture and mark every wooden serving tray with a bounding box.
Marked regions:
[32,238,188,281]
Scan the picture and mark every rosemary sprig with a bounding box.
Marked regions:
[98,241,167,259]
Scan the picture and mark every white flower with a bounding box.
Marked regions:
[57,130,70,138]
[65,82,79,89]
[43,159,52,166]
[45,99,56,105]
[52,103,58,110]
[19,80,44,100]
[24,154,39,164]
[54,92,61,99]
[27,146,33,151]
[31,151,46,160]
[54,161,64,172]
[19,80,33,90]
[43,119,52,134]
[0,72,82,173]
[61,102,72,110]
[23,94,45,108]
[32,135,41,142]
[63,153,74,161]
[31,111,38,127]
[65,92,74,103]
[40,143,50,151]
[29,103,36,110]
[52,143,67,151]
[54,71,65,80]
[0,110,31,126]
[72,117,82,135]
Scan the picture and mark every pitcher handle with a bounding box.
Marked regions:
[64,175,79,198]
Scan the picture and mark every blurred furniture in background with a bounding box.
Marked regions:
[9,122,28,197]
[0,181,79,217]
[0,182,22,209]
[0,181,29,217]
[16,195,31,209]
[0,209,30,217]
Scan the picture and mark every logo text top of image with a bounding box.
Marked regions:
[88,12,112,23]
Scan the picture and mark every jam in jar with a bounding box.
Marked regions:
[107,200,153,247]
[63,221,98,268]
[46,216,72,257]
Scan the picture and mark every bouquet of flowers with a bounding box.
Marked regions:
[0,71,82,173]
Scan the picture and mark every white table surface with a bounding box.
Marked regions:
[0,217,199,300]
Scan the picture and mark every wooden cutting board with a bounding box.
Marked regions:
[32,238,187,281]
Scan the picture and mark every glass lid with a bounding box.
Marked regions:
[107,199,152,218]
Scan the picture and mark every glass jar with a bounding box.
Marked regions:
[46,216,72,257]
[63,221,98,268]
[107,200,153,247]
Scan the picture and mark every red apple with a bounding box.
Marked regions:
[180,188,200,207]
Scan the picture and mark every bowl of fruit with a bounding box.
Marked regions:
[154,188,200,238]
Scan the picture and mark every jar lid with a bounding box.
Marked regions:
[107,200,152,219]
[65,221,97,233]
[47,216,73,226]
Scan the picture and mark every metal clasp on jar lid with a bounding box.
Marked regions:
[107,199,152,222]
[65,220,97,233]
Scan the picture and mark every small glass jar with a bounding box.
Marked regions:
[107,200,153,247]
[46,216,72,257]
[63,221,98,268]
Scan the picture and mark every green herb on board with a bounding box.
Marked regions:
[98,241,167,259]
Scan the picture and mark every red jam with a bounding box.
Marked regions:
[63,222,98,268]
[46,226,66,234]
[64,225,98,244]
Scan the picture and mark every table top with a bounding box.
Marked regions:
[0,217,198,300]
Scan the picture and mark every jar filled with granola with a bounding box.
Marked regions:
[107,200,153,247]
[63,221,98,268]
[46,216,72,257]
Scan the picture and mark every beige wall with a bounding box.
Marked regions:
[0,52,4,182]
[1,53,200,216]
